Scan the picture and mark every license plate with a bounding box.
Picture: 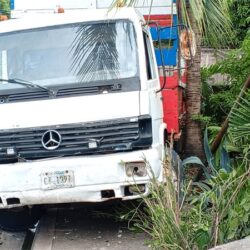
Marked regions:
[41,170,75,190]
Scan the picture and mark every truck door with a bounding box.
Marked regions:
[142,29,163,145]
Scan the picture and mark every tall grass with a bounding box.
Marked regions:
[123,149,192,250]
[120,147,250,250]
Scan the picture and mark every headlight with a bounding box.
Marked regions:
[125,161,147,177]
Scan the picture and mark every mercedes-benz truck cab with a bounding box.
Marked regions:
[0,8,165,230]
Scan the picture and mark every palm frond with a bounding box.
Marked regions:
[179,0,232,48]
[70,23,119,82]
[229,90,250,154]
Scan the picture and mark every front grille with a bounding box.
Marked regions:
[0,85,121,104]
[8,90,49,102]
[0,117,141,163]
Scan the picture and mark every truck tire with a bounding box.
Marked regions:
[0,205,43,232]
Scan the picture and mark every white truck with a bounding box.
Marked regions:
[0,0,177,231]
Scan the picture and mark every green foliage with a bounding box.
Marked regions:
[135,179,190,249]
[229,90,250,158]
[117,148,249,249]
[0,0,10,17]
[229,0,250,47]
[191,90,250,246]
[191,114,211,128]
[190,165,250,247]
[179,0,232,48]
[119,155,199,250]
[174,137,249,248]
[201,37,250,125]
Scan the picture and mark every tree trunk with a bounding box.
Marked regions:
[183,6,205,160]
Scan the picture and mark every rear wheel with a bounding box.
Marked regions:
[0,205,43,232]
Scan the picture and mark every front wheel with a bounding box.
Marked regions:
[0,205,43,232]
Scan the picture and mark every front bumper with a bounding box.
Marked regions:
[0,147,163,208]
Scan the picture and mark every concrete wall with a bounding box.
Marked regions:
[201,48,230,85]
[209,237,250,250]
[201,48,229,67]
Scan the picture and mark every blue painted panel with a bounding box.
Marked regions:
[149,11,179,67]
[10,0,15,10]
[172,14,178,25]
[150,27,178,41]
[150,23,178,66]
[155,47,177,66]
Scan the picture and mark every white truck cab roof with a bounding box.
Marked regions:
[0,7,145,34]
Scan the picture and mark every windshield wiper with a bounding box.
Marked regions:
[0,78,56,97]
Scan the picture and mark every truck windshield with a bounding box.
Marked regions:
[0,20,138,89]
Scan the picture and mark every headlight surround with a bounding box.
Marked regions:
[132,115,152,149]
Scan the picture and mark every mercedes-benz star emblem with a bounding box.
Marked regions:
[42,130,62,150]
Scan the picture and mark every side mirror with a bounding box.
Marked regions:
[180,29,196,60]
